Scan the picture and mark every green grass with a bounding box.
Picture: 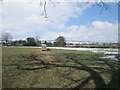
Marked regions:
[2,47,119,88]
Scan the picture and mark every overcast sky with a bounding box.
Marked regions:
[0,0,118,42]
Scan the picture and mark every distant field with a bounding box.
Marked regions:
[2,47,119,88]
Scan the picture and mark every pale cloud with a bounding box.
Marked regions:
[2,2,90,35]
[92,21,113,29]
[24,2,90,25]
[41,21,118,42]
[79,25,89,31]
[25,14,53,26]
[66,25,79,31]
[55,24,65,30]
[0,2,2,31]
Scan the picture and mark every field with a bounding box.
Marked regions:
[2,47,119,89]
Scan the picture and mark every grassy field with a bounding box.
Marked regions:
[2,47,119,89]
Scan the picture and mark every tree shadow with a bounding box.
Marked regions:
[100,59,119,88]
[67,54,119,89]
[17,53,119,89]
[63,55,107,89]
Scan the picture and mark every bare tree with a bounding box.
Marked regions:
[35,36,41,46]
[2,32,12,43]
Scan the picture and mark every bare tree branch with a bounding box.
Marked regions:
[40,0,57,22]
[49,0,56,7]
[43,0,48,19]
[93,0,112,14]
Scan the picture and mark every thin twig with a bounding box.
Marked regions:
[94,0,111,14]
[49,0,56,7]
[44,0,48,18]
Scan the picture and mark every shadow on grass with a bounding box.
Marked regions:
[17,53,119,89]
[100,59,119,88]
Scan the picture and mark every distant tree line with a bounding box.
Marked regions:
[1,32,66,47]
[0,32,118,48]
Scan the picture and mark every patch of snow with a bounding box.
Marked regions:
[100,55,118,60]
